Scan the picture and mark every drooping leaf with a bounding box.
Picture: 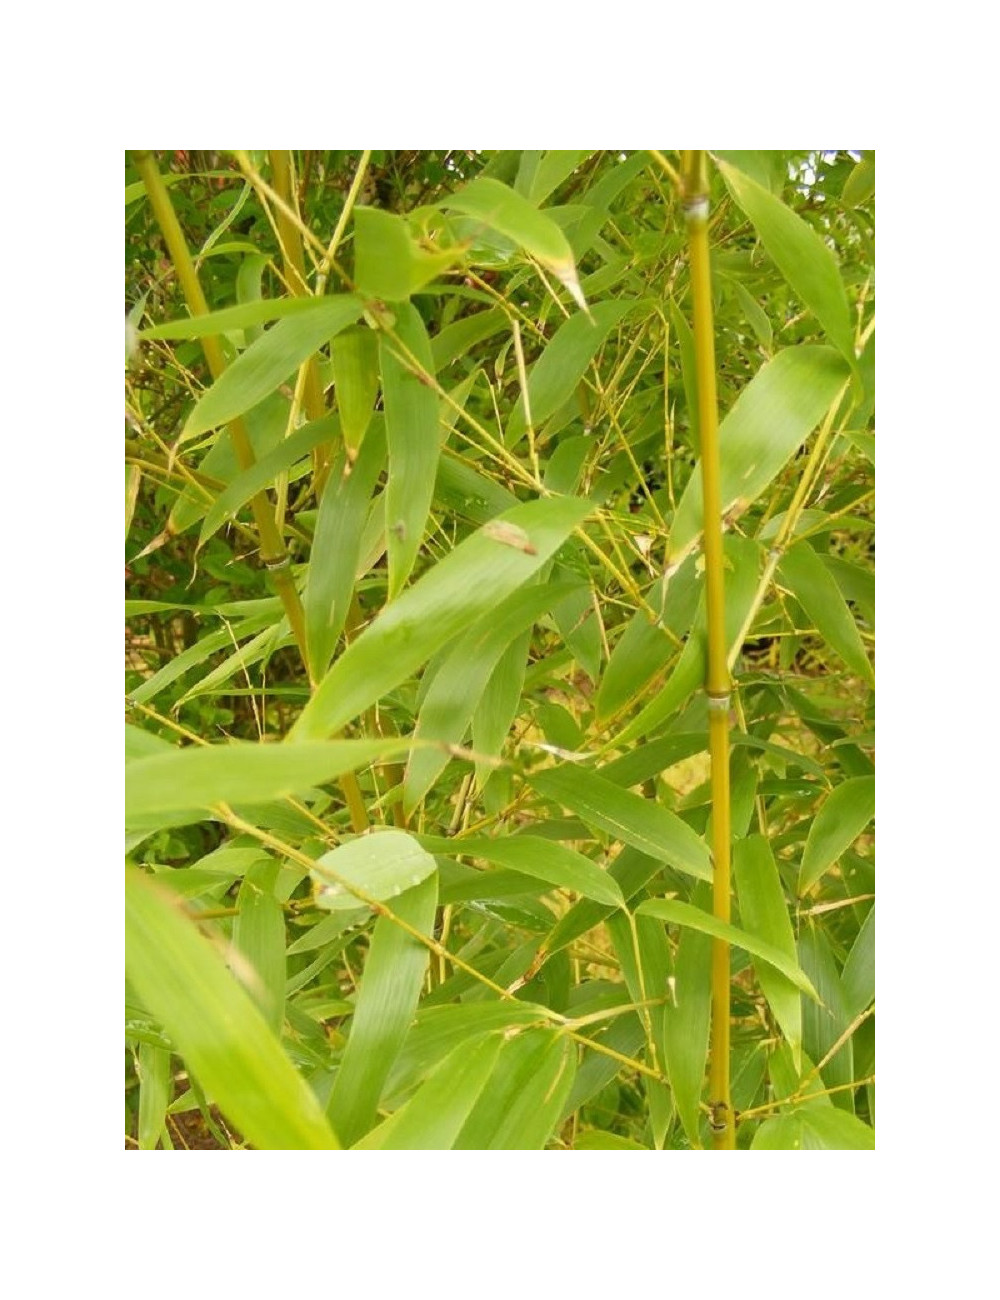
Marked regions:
[798,922,855,1110]
[841,156,875,209]
[454,1027,576,1149]
[668,346,850,563]
[380,304,442,597]
[779,541,874,684]
[304,418,387,678]
[614,536,763,744]
[506,300,635,443]
[734,835,802,1069]
[331,324,379,460]
[233,858,287,1034]
[717,159,856,360]
[637,898,819,999]
[528,764,711,881]
[125,869,340,1149]
[136,1042,172,1150]
[443,177,588,312]
[842,907,875,1020]
[292,496,591,740]
[664,880,713,1144]
[404,580,578,812]
[326,873,438,1146]
[354,1033,504,1150]
[799,775,875,894]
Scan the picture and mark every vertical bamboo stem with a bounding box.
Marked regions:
[682,149,735,1150]
[132,151,369,834]
[132,151,310,665]
[268,150,332,487]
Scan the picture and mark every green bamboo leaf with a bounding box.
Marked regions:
[731,279,773,350]
[472,626,531,798]
[454,1027,576,1149]
[506,300,635,443]
[381,304,443,598]
[606,909,671,1068]
[383,1002,551,1107]
[292,496,592,740]
[125,869,340,1149]
[596,555,700,721]
[423,833,624,909]
[668,346,850,563]
[841,156,875,209]
[798,776,875,894]
[527,765,711,882]
[597,734,707,789]
[354,1033,504,1150]
[353,207,462,301]
[779,541,874,683]
[175,619,289,706]
[183,296,364,439]
[614,536,763,745]
[751,1102,875,1150]
[131,613,270,707]
[326,873,438,1146]
[664,881,712,1144]
[233,859,286,1034]
[330,325,379,460]
[717,159,856,360]
[443,177,588,312]
[734,836,803,1070]
[637,898,819,999]
[198,414,339,547]
[125,737,416,821]
[310,829,438,912]
[799,923,856,1109]
[431,307,508,371]
[574,1130,648,1151]
[304,418,387,678]
[404,580,577,812]
[168,390,290,535]
[527,150,592,204]
[140,295,337,341]
[561,1011,646,1123]
[842,907,875,1020]
[136,1042,172,1150]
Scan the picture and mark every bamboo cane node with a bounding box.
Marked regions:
[683,195,710,223]
[708,1100,730,1132]
[263,554,292,573]
[706,691,731,712]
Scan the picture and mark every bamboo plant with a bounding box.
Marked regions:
[126,149,875,1151]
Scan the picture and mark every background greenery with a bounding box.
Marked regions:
[125,149,874,1150]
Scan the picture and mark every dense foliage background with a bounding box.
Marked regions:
[125,149,874,1150]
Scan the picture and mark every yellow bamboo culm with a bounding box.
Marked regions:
[681,150,735,1150]
[267,151,333,492]
[132,151,369,835]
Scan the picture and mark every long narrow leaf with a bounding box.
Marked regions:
[125,869,340,1149]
